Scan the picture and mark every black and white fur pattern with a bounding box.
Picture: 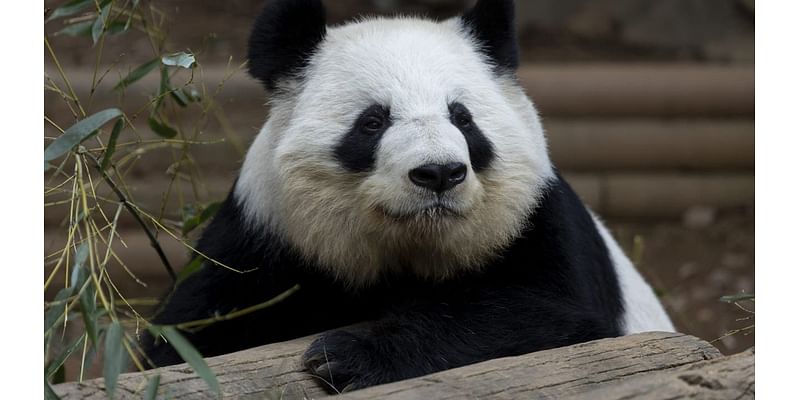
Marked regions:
[143,0,673,392]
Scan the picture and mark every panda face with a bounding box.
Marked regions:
[237,12,553,286]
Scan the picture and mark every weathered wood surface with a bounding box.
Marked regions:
[53,333,322,400]
[561,348,755,400]
[51,331,754,400]
[335,332,730,400]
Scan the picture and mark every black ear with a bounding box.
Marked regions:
[248,0,327,90]
[461,0,519,72]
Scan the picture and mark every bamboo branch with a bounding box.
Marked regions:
[83,152,177,282]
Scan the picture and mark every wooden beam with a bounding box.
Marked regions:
[53,332,730,400]
[46,64,754,119]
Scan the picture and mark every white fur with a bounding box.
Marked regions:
[592,215,675,333]
[236,16,553,286]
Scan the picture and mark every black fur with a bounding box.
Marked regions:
[247,0,327,90]
[334,105,393,172]
[461,0,519,72]
[449,102,495,172]
[142,173,624,391]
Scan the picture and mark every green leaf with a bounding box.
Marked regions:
[154,67,170,111]
[148,326,220,396]
[171,88,191,107]
[80,292,100,348]
[45,288,73,334]
[143,374,161,400]
[45,334,86,380]
[44,109,123,162]
[148,117,178,139]
[113,58,160,91]
[177,255,205,283]
[105,21,129,35]
[720,293,755,303]
[91,4,111,45]
[47,0,93,22]
[161,52,196,69]
[54,20,94,37]
[69,243,90,288]
[182,202,221,235]
[45,379,61,400]
[100,119,124,170]
[104,321,128,399]
[199,202,222,222]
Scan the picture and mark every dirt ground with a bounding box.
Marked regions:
[610,210,755,355]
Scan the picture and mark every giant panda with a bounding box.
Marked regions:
[143,0,674,392]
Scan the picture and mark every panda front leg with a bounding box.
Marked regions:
[302,287,620,392]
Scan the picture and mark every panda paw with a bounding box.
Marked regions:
[302,330,387,393]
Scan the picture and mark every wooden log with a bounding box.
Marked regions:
[46,64,754,119]
[53,332,724,400]
[335,332,724,400]
[558,348,755,400]
[518,64,753,117]
[52,333,324,400]
[547,119,754,171]
[565,172,754,218]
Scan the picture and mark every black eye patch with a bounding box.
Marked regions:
[448,102,495,172]
[334,105,392,172]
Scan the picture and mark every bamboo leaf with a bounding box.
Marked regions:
[177,255,205,283]
[80,293,100,348]
[182,202,221,235]
[113,58,160,91]
[199,202,222,222]
[45,334,86,380]
[44,288,73,334]
[148,326,220,396]
[100,119,124,170]
[171,88,191,107]
[45,380,61,400]
[154,67,170,111]
[143,374,161,400]
[54,20,94,37]
[161,52,196,69]
[103,322,128,399]
[720,293,755,303]
[47,0,93,22]
[148,117,178,139]
[44,109,123,162]
[91,4,111,45]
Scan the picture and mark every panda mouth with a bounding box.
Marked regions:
[377,204,463,221]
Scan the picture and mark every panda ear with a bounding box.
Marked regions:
[460,0,519,72]
[247,0,327,90]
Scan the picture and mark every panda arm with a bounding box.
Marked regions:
[303,286,618,392]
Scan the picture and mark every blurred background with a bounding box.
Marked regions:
[45,0,754,379]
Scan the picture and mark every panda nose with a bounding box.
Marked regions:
[408,163,467,193]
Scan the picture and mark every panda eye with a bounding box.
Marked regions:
[361,117,385,133]
[455,113,472,128]
[449,103,475,129]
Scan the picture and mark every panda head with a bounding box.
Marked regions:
[236,0,554,286]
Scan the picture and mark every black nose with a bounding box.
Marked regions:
[408,163,467,193]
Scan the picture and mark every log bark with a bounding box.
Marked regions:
[52,331,742,400]
[335,332,727,400]
[53,333,322,400]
